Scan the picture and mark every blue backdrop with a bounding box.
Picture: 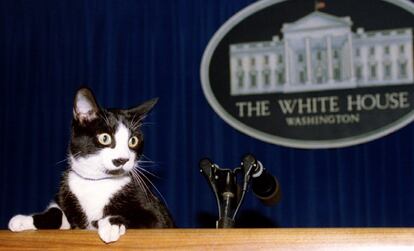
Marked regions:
[1,0,414,228]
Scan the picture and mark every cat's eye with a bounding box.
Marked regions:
[97,133,112,146]
[128,136,139,148]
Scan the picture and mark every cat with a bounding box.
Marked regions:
[8,87,174,243]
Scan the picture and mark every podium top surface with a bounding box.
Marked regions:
[1,228,414,250]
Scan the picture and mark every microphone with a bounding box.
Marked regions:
[242,154,281,206]
[199,154,281,228]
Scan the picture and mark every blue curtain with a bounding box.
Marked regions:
[1,0,414,228]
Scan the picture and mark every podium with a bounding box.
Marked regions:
[1,228,414,250]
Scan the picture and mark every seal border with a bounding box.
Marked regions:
[200,0,414,149]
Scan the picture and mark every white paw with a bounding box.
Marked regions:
[97,217,126,243]
[8,215,36,232]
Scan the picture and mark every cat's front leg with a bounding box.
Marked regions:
[96,216,127,243]
[8,215,36,232]
[8,204,70,232]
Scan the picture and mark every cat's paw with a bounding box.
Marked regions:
[8,215,36,232]
[97,216,126,243]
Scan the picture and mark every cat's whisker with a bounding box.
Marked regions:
[134,164,160,179]
[133,169,154,201]
[131,120,141,130]
[137,122,155,128]
[141,154,154,163]
[137,161,157,167]
[99,112,112,128]
[56,158,69,165]
[129,121,154,131]
[138,160,155,163]
[129,113,146,132]
[101,112,111,127]
[138,157,165,168]
[56,152,81,165]
[132,173,145,197]
[130,122,138,131]
[135,168,169,208]
[131,169,151,201]
[130,113,142,129]
[130,125,140,131]
[130,170,145,195]
[138,115,148,122]
[137,165,159,170]
[130,113,138,125]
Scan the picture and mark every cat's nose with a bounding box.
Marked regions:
[112,158,129,167]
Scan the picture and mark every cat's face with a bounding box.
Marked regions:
[69,88,157,180]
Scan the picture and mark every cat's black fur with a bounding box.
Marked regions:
[54,170,174,229]
[9,87,174,242]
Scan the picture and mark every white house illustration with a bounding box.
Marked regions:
[229,11,414,95]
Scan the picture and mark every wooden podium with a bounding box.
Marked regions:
[1,228,414,250]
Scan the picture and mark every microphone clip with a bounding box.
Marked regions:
[199,154,280,228]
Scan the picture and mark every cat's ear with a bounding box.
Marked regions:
[127,98,158,119]
[73,88,100,124]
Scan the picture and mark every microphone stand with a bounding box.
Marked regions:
[199,154,266,228]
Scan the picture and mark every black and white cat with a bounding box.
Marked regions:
[8,87,174,243]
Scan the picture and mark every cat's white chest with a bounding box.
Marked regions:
[68,172,131,229]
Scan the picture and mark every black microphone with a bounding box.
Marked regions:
[242,154,281,206]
